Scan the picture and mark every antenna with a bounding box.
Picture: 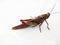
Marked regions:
[52,11,60,14]
[50,2,56,13]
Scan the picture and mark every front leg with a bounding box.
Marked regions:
[39,21,44,32]
[45,20,50,30]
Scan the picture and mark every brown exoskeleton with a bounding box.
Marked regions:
[12,13,50,32]
[12,3,59,32]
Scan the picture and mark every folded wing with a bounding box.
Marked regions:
[12,24,30,30]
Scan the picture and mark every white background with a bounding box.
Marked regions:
[0,0,60,45]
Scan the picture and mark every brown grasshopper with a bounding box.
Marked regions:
[12,3,59,32]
